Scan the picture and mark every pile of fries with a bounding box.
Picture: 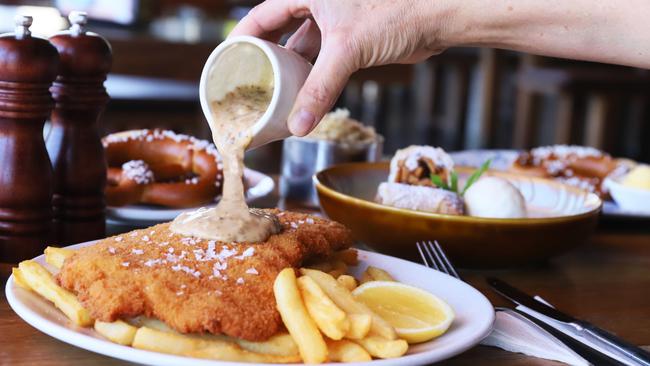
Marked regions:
[13,247,412,364]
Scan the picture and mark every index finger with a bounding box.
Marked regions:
[229,0,312,41]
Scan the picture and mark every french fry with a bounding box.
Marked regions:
[326,339,372,362]
[44,246,74,269]
[300,268,397,340]
[332,249,359,266]
[132,326,299,363]
[360,271,374,284]
[297,275,349,340]
[225,333,299,358]
[95,320,138,346]
[365,266,395,282]
[274,268,327,364]
[11,268,30,290]
[327,260,348,278]
[18,260,93,326]
[354,336,408,359]
[337,275,358,291]
[129,316,300,358]
[128,316,173,332]
[345,313,372,340]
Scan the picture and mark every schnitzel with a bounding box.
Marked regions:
[56,209,352,341]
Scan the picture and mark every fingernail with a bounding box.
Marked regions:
[289,109,316,136]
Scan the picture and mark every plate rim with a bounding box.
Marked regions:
[6,242,495,366]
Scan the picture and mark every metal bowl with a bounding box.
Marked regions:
[280,136,382,206]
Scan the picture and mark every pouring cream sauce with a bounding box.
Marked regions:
[170,85,280,242]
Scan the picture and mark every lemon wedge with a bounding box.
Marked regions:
[351,281,454,343]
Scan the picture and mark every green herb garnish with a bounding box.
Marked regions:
[430,159,492,196]
[430,174,449,190]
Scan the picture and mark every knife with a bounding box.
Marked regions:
[499,308,624,366]
[488,277,650,366]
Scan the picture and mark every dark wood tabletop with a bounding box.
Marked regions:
[1,193,649,366]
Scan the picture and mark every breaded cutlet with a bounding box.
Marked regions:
[56,209,353,341]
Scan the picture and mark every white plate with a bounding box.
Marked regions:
[450,149,650,220]
[106,168,275,225]
[6,242,494,366]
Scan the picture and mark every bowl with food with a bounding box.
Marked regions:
[315,145,602,268]
[280,109,383,206]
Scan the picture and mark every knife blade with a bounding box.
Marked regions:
[488,277,650,366]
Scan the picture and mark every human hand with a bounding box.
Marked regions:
[230,0,454,136]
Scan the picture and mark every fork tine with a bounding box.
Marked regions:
[427,240,453,277]
[422,241,444,273]
[416,242,431,268]
[433,240,461,280]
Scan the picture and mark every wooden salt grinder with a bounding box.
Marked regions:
[47,12,112,245]
[0,16,59,262]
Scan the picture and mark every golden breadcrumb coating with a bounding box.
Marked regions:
[56,209,352,341]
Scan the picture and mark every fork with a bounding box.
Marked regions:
[416,240,462,280]
[415,240,622,366]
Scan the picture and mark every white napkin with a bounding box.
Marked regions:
[481,308,590,366]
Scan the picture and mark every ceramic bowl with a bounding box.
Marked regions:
[315,162,602,268]
[199,35,312,150]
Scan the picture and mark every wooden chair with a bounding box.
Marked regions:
[514,55,650,161]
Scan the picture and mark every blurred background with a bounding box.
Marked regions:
[1,0,649,173]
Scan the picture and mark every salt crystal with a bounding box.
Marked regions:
[236,277,244,285]
[290,222,298,229]
[306,218,314,224]
[122,160,154,184]
[235,247,255,260]
[246,268,258,275]
[144,259,160,267]
[132,249,144,255]
[121,262,130,267]
[115,236,123,242]
[180,284,186,289]
[108,247,116,254]
[141,235,150,242]
[176,291,184,296]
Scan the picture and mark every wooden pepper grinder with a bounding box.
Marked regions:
[0,16,59,262]
[47,11,112,245]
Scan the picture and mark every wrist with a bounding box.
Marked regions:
[416,0,471,52]
[422,0,507,49]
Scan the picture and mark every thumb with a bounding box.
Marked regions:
[288,45,356,136]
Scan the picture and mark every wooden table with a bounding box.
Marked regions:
[1,203,649,365]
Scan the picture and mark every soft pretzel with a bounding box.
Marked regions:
[511,145,623,196]
[103,129,222,208]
